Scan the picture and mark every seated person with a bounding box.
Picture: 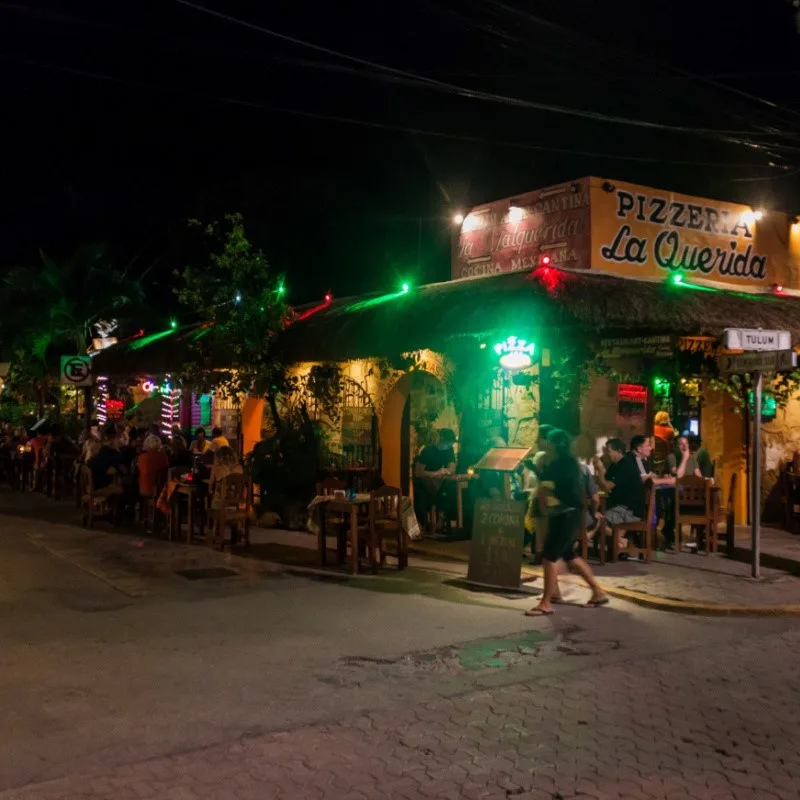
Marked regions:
[190,427,212,455]
[87,426,125,497]
[210,426,230,452]
[138,434,169,497]
[690,435,714,479]
[594,437,647,555]
[413,428,457,531]
[668,435,703,479]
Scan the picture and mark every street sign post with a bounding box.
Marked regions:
[60,355,92,387]
[717,344,795,580]
[724,328,791,352]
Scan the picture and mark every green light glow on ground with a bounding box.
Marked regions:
[345,290,407,312]
[128,328,177,351]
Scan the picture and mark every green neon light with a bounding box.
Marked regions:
[345,290,407,312]
[401,282,410,293]
[653,376,671,396]
[192,325,212,341]
[128,328,177,351]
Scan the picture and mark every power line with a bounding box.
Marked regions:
[486,1,800,134]
[4,54,792,174]
[173,0,784,146]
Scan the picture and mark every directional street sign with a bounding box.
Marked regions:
[60,355,92,387]
[718,350,796,374]
[724,328,791,352]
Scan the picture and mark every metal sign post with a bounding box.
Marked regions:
[751,371,762,580]
[719,337,793,581]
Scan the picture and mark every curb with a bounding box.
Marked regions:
[410,542,800,617]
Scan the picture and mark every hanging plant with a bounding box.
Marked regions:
[304,363,344,423]
[708,369,800,414]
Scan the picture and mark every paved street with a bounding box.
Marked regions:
[2,499,800,799]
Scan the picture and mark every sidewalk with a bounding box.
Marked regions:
[411,538,800,616]
[5,487,800,615]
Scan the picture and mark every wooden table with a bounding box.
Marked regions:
[317,494,372,574]
[170,479,210,543]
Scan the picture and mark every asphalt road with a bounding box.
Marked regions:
[1,512,798,798]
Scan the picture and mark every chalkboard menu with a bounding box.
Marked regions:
[467,497,526,589]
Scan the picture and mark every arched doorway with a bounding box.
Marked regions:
[380,370,457,494]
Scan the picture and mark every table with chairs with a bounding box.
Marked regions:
[585,474,729,564]
[313,477,409,574]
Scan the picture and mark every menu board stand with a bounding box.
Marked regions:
[466,446,532,590]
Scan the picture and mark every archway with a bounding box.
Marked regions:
[379,370,457,493]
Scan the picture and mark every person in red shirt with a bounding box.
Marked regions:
[137,435,169,497]
[653,411,675,444]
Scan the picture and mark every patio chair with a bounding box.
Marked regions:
[675,474,712,553]
[207,472,252,550]
[80,465,122,529]
[362,485,406,572]
[605,485,657,564]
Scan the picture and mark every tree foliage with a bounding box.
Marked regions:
[174,214,290,399]
[1,246,141,414]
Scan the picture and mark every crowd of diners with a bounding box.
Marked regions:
[410,411,715,562]
[0,420,244,521]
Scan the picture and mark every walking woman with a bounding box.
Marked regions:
[526,429,608,616]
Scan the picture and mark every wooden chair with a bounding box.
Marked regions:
[605,485,656,564]
[80,465,120,529]
[207,472,251,549]
[675,474,713,553]
[361,485,406,572]
[317,476,348,562]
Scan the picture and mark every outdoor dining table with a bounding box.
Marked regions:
[168,477,211,543]
[316,493,372,574]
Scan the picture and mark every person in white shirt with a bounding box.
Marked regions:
[209,426,230,452]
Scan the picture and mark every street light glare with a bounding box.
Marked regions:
[453,212,464,225]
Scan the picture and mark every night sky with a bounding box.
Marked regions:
[3,0,800,312]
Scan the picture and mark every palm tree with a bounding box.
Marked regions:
[2,245,142,419]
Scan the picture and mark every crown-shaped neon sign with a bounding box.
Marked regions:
[493,336,536,370]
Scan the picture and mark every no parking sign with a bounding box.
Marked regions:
[60,355,92,387]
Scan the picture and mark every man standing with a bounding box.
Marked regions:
[414,428,457,533]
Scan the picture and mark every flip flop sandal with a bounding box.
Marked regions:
[525,607,554,616]
[584,597,610,608]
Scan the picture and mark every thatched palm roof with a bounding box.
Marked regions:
[276,269,800,362]
[94,269,800,374]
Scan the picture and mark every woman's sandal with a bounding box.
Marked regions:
[524,606,554,616]
[584,596,610,608]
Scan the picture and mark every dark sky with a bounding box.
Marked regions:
[3,0,800,310]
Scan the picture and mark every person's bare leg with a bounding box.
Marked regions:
[568,557,608,604]
[528,558,560,614]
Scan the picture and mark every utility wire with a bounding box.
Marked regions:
[3,54,792,174]
[172,0,783,145]
[487,1,800,133]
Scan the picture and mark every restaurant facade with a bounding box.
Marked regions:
[97,177,800,525]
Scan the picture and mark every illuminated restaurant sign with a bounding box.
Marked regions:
[453,177,799,290]
[494,336,536,370]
